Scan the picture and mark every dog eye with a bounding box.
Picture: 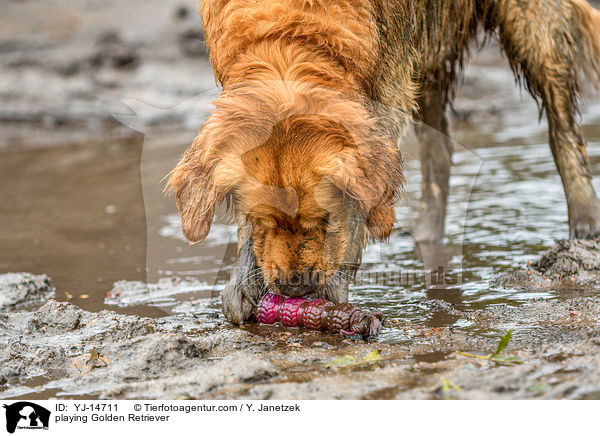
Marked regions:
[300,219,318,229]
[301,214,329,230]
[254,216,277,229]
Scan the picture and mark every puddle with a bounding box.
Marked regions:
[2,50,600,347]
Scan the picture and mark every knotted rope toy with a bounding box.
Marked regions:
[254,293,384,340]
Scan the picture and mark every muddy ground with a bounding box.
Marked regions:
[1,0,212,149]
[495,239,600,290]
[2,0,600,400]
[1,239,600,400]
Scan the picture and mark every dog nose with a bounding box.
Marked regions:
[278,269,317,297]
[279,283,310,297]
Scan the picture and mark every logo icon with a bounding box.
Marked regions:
[3,402,50,434]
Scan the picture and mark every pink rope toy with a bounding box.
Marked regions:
[254,293,384,340]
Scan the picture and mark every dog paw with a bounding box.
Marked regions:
[570,207,600,239]
[221,282,257,325]
[221,237,266,324]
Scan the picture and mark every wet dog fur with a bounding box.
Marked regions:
[168,0,600,324]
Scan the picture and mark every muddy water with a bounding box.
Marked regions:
[2,52,600,344]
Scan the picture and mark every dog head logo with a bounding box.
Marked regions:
[3,402,50,433]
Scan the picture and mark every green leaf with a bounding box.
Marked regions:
[493,330,512,357]
[528,383,550,392]
[327,349,381,369]
[440,376,461,393]
[489,355,523,365]
[327,355,357,368]
[362,349,381,363]
[455,330,523,366]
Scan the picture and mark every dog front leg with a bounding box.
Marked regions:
[222,236,266,324]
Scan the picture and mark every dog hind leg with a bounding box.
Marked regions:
[413,71,454,243]
[491,0,600,239]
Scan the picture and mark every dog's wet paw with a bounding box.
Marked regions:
[221,282,257,325]
[571,208,600,240]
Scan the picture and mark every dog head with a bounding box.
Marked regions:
[168,82,403,297]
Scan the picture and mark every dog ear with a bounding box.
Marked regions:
[332,135,403,241]
[364,197,397,240]
[354,151,402,241]
[167,135,225,244]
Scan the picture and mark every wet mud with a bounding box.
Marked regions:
[0,0,213,149]
[3,0,600,400]
[495,239,600,290]
[0,273,55,311]
[1,268,600,400]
